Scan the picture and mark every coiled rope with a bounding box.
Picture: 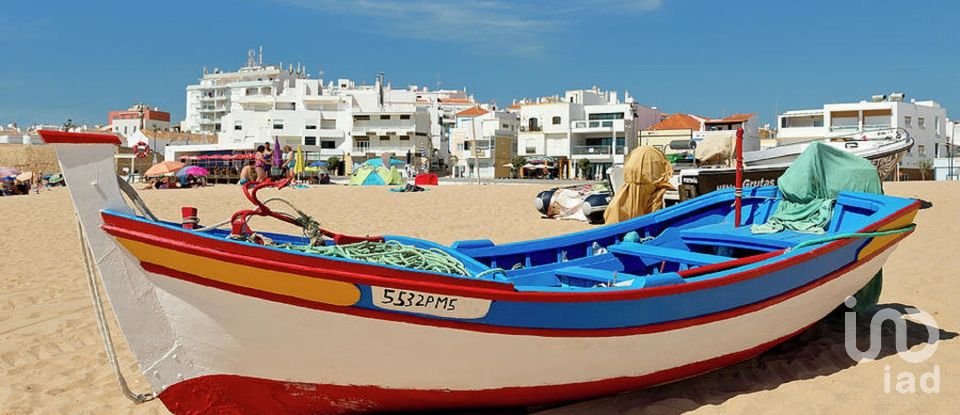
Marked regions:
[279,240,471,276]
[77,219,155,404]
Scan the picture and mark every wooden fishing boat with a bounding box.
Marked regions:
[42,130,919,414]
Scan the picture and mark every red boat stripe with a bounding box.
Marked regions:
[100,200,918,303]
[156,323,813,414]
[37,130,122,145]
[140,231,908,337]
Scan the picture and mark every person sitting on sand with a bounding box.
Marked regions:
[238,160,256,185]
[254,146,269,182]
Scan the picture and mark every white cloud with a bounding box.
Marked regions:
[276,0,663,56]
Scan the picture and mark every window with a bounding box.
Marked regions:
[234,121,242,130]
[355,139,370,152]
[415,132,427,136]
[588,112,625,120]
[502,123,509,129]
[399,114,411,120]
[935,116,940,135]
[380,115,391,120]
[399,135,410,141]
[552,116,561,125]
[526,146,536,154]
[379,135,390,141]
[304,136,317,146]
[918,145,926,156]
[354,115,370,121]
[919,117,926,129]
[273,120,283,129]
[528,118,539,131]
[320,140,336,149]
[305,124,317,130]
[904,116,912,127]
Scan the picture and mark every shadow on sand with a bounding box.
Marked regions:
[408,303,956,415]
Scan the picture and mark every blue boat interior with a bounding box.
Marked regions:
[110,186,914,293]
[450,186,914,291]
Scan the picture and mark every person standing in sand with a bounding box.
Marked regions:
[282,145,295,179]
[254,145,269,182]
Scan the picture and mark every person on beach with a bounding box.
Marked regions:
[282,145,295,179]
[254,145,269,182]
[238,160,256,185]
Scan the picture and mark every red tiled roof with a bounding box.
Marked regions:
[507,103,521,110]
[441,98,474,104]
[707,113,756,123]
[455,106,490,117]
[647,113,703,131]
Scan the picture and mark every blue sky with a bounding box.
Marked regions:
[1,0,957,127]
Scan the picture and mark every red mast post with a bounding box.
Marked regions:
[734,127,745,227]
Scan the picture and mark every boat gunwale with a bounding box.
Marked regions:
[100,198,919,303]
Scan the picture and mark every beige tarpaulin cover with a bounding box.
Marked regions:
[603,146,674,224]
[695,134,734,166]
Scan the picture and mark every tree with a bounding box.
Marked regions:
[327,156,340,175]
[918,159,934,181]
[511,156,527,178]
[577,158,592,179]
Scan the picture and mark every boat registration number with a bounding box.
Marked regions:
[371,287,491,319]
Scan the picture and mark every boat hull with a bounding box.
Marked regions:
[137,244,897,414]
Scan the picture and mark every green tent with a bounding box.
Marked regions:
[349,166,403,186]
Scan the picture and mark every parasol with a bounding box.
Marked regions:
[145,161,186,177]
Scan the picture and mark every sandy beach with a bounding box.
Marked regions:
[0,182,956,414]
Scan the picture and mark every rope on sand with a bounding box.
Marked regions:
[77,219,156,404]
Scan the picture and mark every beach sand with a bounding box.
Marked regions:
[0,182,956,414]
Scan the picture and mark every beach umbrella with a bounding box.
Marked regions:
[272,136,282,166]
[0,167,20,177]
[295,145,305,176]
[48,173,64,184]
[177,166,209,176]
[16,171,33,181]
[145,161,185,177]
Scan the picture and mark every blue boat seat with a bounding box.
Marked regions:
[678,222,822,251]
[608,243,731,266]
[554,266,640,286]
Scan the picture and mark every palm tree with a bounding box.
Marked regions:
[577,158,592,179]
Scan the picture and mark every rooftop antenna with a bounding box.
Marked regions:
[259,45,263,65]
[247,49,256,67]
[436,72,441,90]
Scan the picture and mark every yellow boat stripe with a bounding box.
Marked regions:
[856,210,917,261]
[116,238,361,307]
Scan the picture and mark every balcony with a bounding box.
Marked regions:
[571,119,624,132]
[572,145,626,156]
[351,125,416,136]
[520,125,542,132]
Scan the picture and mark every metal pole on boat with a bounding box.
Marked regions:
[734,127,744,227]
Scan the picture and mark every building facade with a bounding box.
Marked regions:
[778,93,948,179]
[108,103,171,136]
[448,106,519,178]
[515,87,659,179]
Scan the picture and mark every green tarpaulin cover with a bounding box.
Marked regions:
[751,142,882,235]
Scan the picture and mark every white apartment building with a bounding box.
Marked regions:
[516,87,660,178]
[414,89,476,170]
[171,64,434,169]
[182,49,308,135]
[778,93,948,179]
[448,106,519,178]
